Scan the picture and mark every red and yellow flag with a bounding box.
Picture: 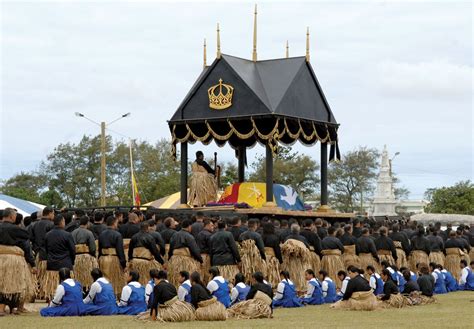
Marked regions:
[132,172,141,206]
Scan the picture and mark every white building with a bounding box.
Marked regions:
[372,145,398,216]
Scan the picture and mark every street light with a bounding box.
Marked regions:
[75,112,131,206]
[389,151,400,177]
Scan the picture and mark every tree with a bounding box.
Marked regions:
[328,147,379,213]
[248,147,320,197]
[220,162,239,187]
[424,180,474,215]
[0,172,46,204]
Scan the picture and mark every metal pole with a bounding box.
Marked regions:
[100,122,106,206]
[265,144,273,204]
[238,145,245,183]
[179,142,188,207]
[320,142,328,207]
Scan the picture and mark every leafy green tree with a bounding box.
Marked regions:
[424,180,474,215]
[328,147,380,213]
[0,172,46,203]
[220,162,239,187]
[248,147,320,197]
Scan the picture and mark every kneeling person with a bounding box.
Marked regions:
[300,269,323,305]
[207,267,231,308]
[273,271,302,308]
[118,271,147,315]
[83,268,118,315]
[40,268,86,317]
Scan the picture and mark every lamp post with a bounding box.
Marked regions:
[75,112,131,206]
[389,152,400,177]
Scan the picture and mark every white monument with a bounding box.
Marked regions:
[372,145,398,216]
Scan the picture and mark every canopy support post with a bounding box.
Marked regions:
[178,142,190,208]
[263,144,277,207]
[317,142,331,212]
[238,145,245,183]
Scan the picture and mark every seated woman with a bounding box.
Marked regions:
[117,271,147,315]
[230,273,250,305]
[207,267,231,308]
[430,263,447,294]
[272,271,302,308]
[366,265,384,295]
[40,268,86,317]
[379,269,405,308]
[178,271,192,303]
[190,272,226,321]
[439,265,458,292]
[459,260,474,291]
[145,269,159,309]
[228,271,273,319]
[189,151,218,207]
[330,266,378,311]
[401,270,420,295]
[318,270,337,304]
[300,269,323,305]
[150,270,195,322]
[83,268,118,315]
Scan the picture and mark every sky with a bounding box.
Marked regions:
[1,0,472,200]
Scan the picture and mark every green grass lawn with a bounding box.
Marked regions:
[0,292,472,329]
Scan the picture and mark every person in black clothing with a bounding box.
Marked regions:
[45,215,76,271]
[402,270,420,294]
[168,220,202,263]
[380,268,399,302]
[409,227,431,270]
[128,222,164,265]
[190,271,213,309]
[90,211,107,240]
[147,220,166,256]
[341,267,371,300]
[64,209,84,233]
[315,218,328,240]
[284,224,309,248]
[30,207,55,262]
[160,217,177,245]
[197,219,213,254]
[150,270,178,320]
[41,214,76,300]
[417,264,434,297]
[300,219,322,256]
[119,213,140,239]
[352,219,363,239]
[0,208,37,315]
[389,224,411,257]
[375,227,398,263]
[246,271,274,300]
[322,227,345,253]
[190,212,205,238]
[239,219,266,260]
[209,220,241,267]
[356,228,380,272]
[262,222,283,264]
[98,216,126,296]
[227,217,247,242]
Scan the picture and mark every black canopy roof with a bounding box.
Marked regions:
[169,54,340,160]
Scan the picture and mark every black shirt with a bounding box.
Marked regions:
[160,228,176,244]
[417,274,434,297]
[381,279,399,301]
[150,231,166,256]
[389,231,411,254]
[374,236,398,260]
[339,232,357,246]
[427,235,444,252]
[90,223,107,240]
[246,282,274,300]
[239,230,266,260]
[410,235,431,254]
[98,227,126,268]
[227,226,246,242]
[128,231,164,264]
[402,280,420,294]
[190,283,212,309]
[119,222,140,239]
[196,229,213,254]
[262,233,283,263]
[321,236,344,253]
[150,280,177,314]
[0,221,35,267]
[209,229,241,266]
[30,219,54,260]
[300,229,323,256]
[191,222,204,238]
[356,236,379,261]
[45,227,76,271]
[169,230,202,262]
[342,275,371,300]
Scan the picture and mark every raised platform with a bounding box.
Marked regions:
[151,206,355,222]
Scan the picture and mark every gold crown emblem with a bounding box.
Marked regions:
[208,78,234,110]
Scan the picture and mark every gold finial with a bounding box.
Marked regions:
[252,4,257,62]
[306,27,310,62]
[286,40,289,58]
[216,23,221,59]
[203,38,207,69]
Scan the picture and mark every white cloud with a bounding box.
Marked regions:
[376,60,473,99]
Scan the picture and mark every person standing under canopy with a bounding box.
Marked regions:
[189,151,219,207]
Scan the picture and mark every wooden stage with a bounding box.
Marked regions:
[151,206,355,222]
